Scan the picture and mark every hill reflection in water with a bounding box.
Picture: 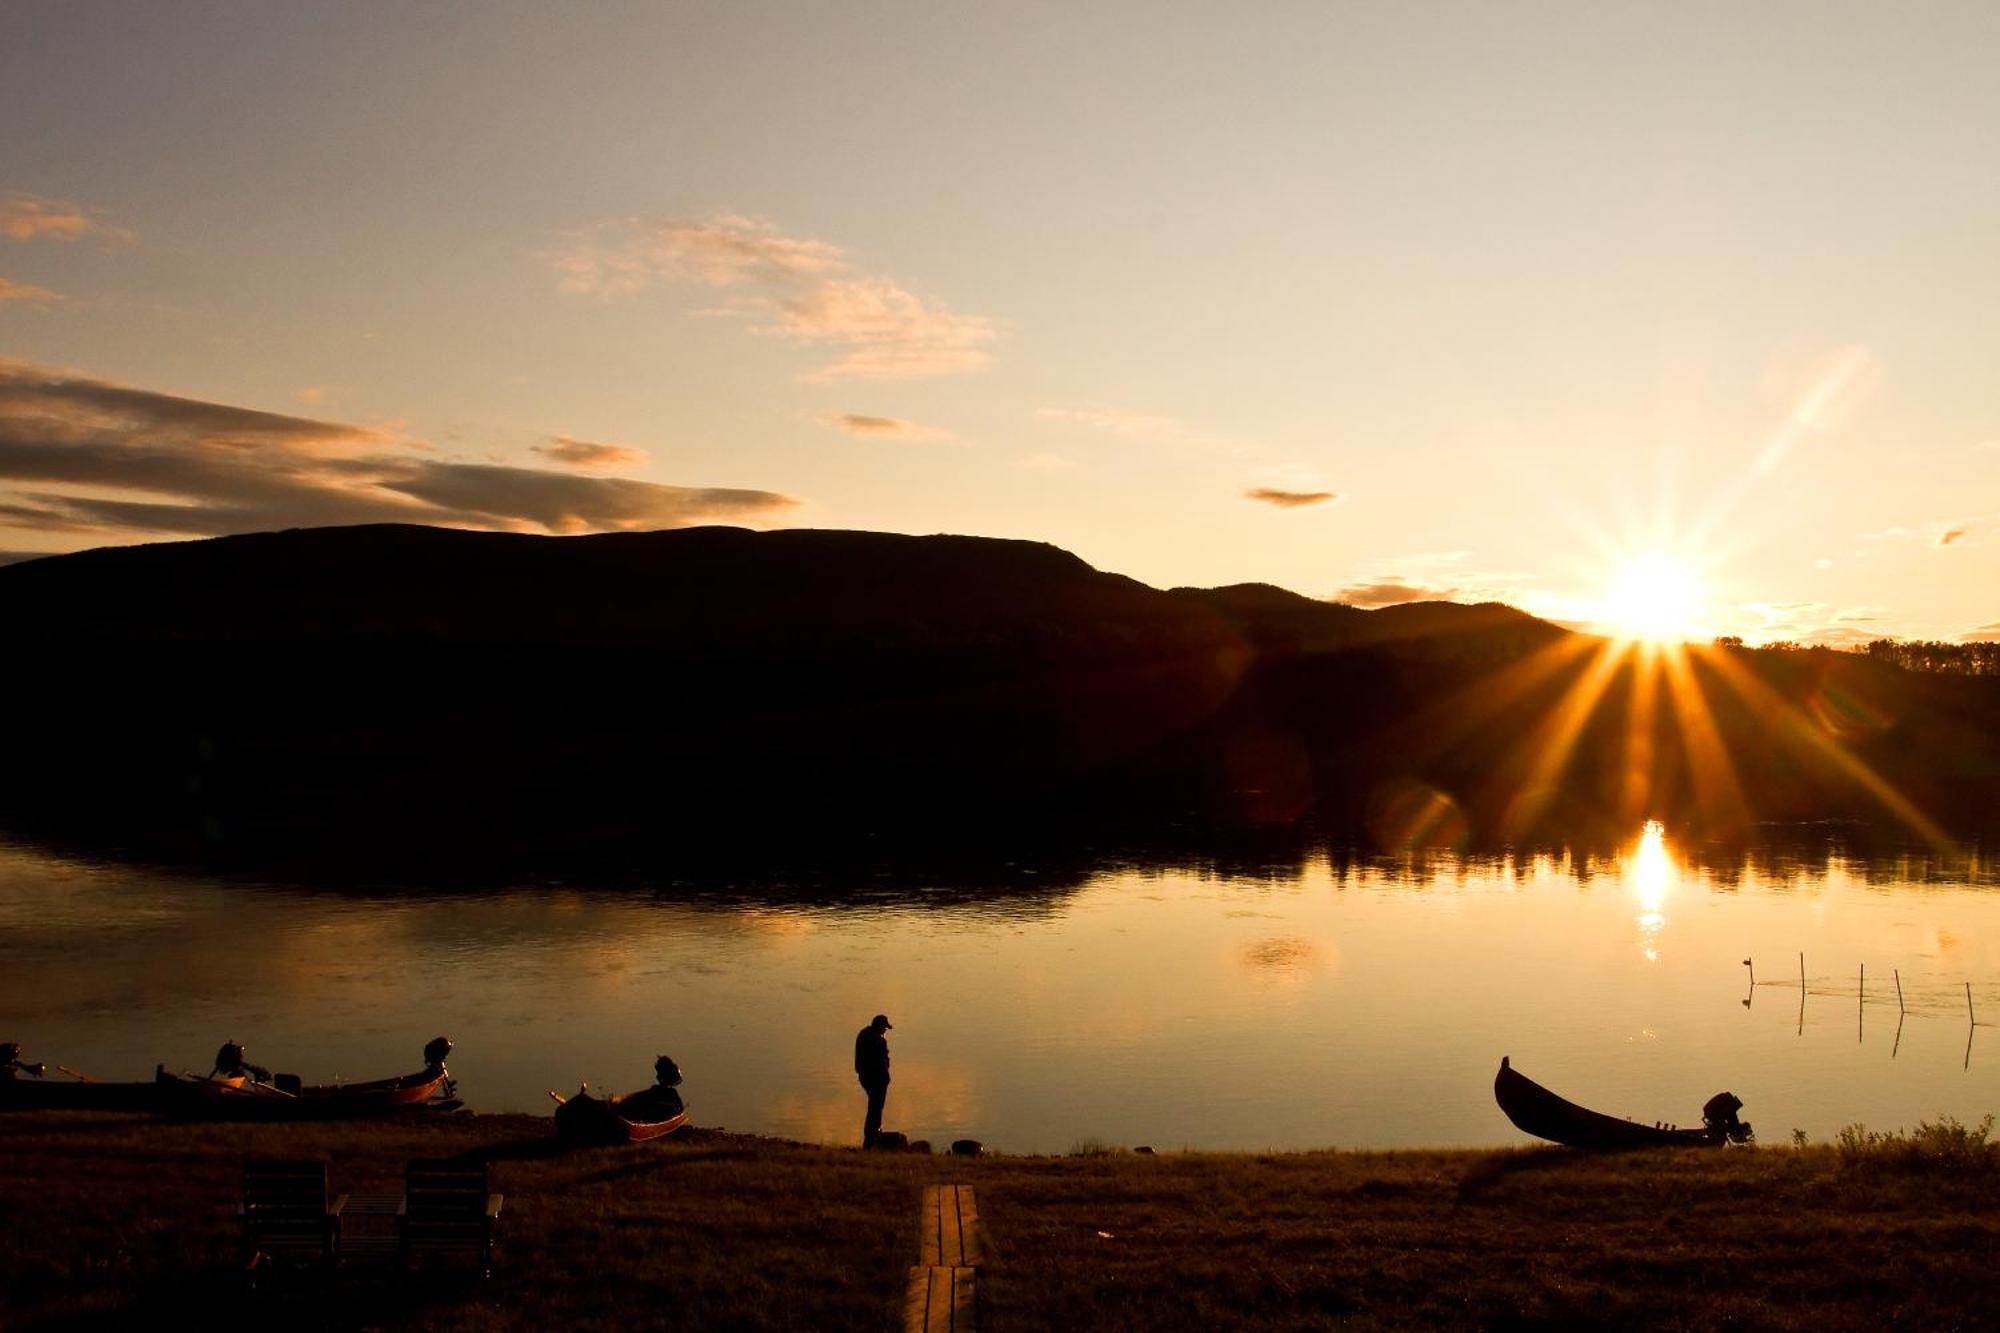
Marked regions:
[1,822,1993,1152]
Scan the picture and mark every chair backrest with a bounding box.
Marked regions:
[242,1159,328,1252]
[404,1158,488,1250]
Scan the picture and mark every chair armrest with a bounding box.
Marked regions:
[328,1194,349,1217]
[485,1194,504,1220]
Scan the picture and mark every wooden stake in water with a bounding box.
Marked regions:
[1969,982,1977,1026]
[1859,963,1865,1042]
[1895,968,1905,1015]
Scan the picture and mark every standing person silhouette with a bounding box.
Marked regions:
[853,1013,892,1148]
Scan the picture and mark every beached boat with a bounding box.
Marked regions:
[552,1084,689,1144]
[159,1038,457,1119]
[1493,1056,1723,1150]
[0,1069,164,1112]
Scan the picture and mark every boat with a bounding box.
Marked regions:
[1493,1056,1731,1150]
[552,1055,689,1144]
[552,1083,689,1144]
[158,1037,458,1120]
[0,1068,164,1112]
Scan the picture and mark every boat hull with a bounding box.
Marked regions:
[1494,1057,1718,1150]
[0,1077,161,1111]
[158,1068,452,1120]
[554,1087,688,1144]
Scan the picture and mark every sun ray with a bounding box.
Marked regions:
[1659,643,1749,834]
[1498,636,1633,838]
[1701,646,1951,848]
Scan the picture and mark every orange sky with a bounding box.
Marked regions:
[2,3,1996,645]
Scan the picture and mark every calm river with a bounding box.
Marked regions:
[1,824,1994,1152]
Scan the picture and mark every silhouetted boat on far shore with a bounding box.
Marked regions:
[157,1038,458,1119]
[1,1069,164,1112]
[551,1085,689,1144]
[1494,1056,1722,1150]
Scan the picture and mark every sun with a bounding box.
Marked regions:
[1601,556,1705,644]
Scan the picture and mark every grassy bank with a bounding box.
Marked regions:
[2,1112,1997,1330]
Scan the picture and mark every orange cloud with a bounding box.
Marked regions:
[0,193,135,246]
[0,277,61,306]
[819,413,953,442]
[1334,578,1456,608]
[556,214,998,381]
[532,434,651,469]
[0,360,795,544]
[1245,487,1336,508]
[1037,406,1181,438]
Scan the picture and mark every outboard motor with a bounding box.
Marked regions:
[1703,1091,1753,1144]
[654,1054,683,1088]
[2,1041,46,1079]
[424,1036,454,1073]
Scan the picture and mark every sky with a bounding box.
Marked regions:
[2,0,1997,644]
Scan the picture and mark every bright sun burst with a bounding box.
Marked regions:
[1602,556,1705,644]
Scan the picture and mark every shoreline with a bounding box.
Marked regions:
[5,1109,1997,1329]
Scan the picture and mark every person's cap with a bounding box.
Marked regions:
[872,1013,893,1029]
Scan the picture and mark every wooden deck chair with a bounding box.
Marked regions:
[398,1158,503,1276]
[239,1158,345,1281]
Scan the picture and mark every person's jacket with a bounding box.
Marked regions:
[854,1027,890,1083]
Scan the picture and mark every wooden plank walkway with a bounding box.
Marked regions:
[904,1185,980,1332]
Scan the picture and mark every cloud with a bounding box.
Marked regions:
[818,412,953,442]
[556,214,996,381]
[0,360,796,545]
[556,214,843,295]
[1965,623,2000,644]
[296,385,330,405]
[532,434,650,469]
[1015,452,1075,470]
[1244,487,1336,509]
[1938,527,1967,547]
[1037,406,1182,438]
[0,277,62,306]
[0,193,135,246]
[1333,578,1459,608]
[0,549,47,566]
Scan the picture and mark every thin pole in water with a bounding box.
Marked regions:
[1895,968,1905,1015]
[1859,963,1865,1042]
[1969,982,1977,1026]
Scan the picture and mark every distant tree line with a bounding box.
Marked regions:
[1714,635,2000,677]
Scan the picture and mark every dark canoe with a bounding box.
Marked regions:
[1494,1057,1718,1150]
[553,1085,689,1145]
[158,1067,453,1120]
[0,1073,162,1112]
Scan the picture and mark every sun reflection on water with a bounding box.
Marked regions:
[1629,819,1677,960]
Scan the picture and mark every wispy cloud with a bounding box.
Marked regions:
[0,193,135,246]
[1966,622,2000,644]
[0,277,61,306]
[556,214,997,381]
[818,412,953,442]
[1014,451,1075,470]
[1037,406,1182,438]
[1332,578,1458,608]
[0,360,795,545]
[532,434,650,469]
[1938,526,1968,547]
[1244,487,1336,509]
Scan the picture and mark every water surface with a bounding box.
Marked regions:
[1,825,1993,1151]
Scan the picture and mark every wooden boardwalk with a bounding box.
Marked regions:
[904,1184,980,1332]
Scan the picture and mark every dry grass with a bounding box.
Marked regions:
[2,1113,1998,1330]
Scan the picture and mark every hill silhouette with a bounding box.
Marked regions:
[1,524,1994,871]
